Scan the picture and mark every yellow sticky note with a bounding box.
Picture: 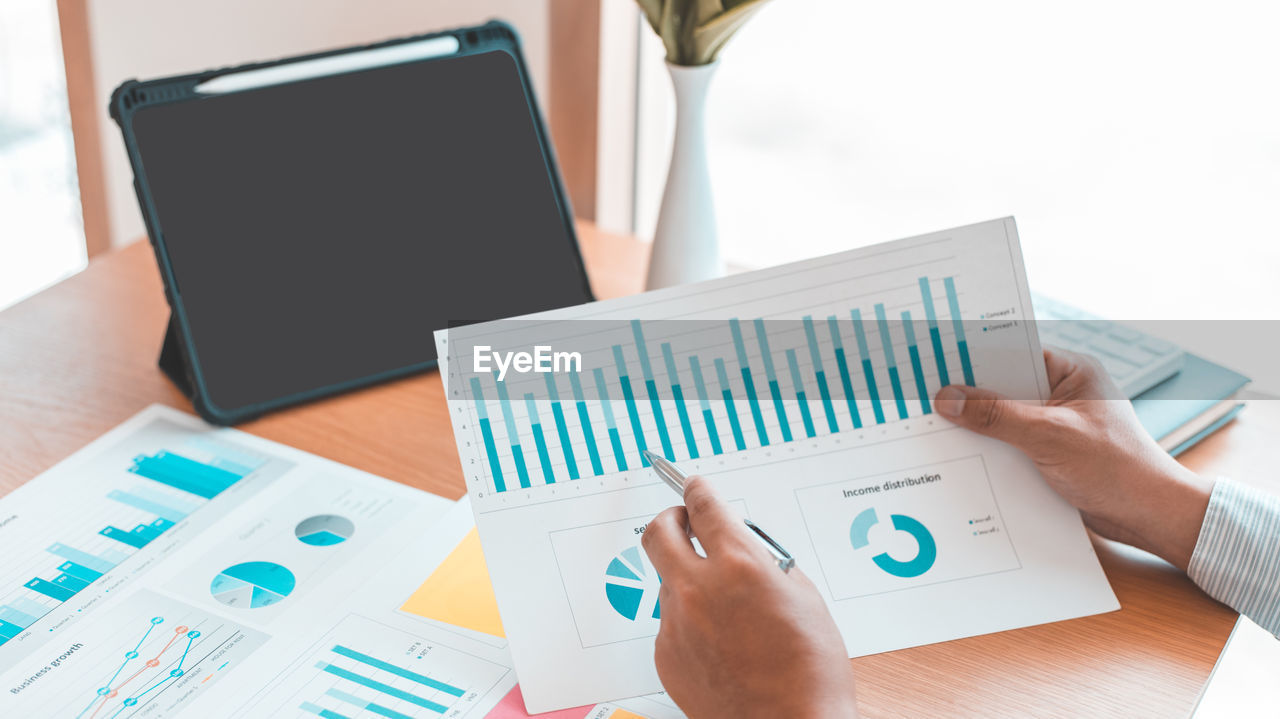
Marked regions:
[607,710,647,719]
[400,528,505,638]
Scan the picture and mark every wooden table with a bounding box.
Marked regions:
[2,221,1275,718]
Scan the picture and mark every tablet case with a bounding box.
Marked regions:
[109,22,591,425]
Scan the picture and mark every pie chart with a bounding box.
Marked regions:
[210,561,296,609]
[604,546,661,621]
[850,508,937,578]
[295,514,355,546]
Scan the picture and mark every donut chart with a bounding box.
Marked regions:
[850,508,937,578]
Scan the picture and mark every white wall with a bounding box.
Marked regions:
[87,0,550,248]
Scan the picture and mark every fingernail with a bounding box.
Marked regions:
[935,386,966,417]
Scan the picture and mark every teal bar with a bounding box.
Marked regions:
[493,376,531,489]
[510,445,530,488]
[729,319,770,446]
[135,451,241,498]
[101,525,149,549]
[0,619,24,639]
[128,455,224,499]
[10,597,50,620]
[47,543,114,574]
[477,419,505,492]
[524,394,557,484]
[300,702,353,719]
[826,316,862,429]
[106,490,187,523]
[57,561,102,583]
[803,317,839,432]
[613,345,651,466]
[714,358,747,450]
[469,379,506,493]
[785,349,817,438]
[902,311,933,414]
[568,372,604,475]
[593,368,628,471]
[160,450,246,481]
[331,645,465,696]
[644,377,675,459]
[52,572,90,592]
[543,375,579,479]
[325,688,413,719]
[874,304,910,419]
[918,277,951,386]
[661,343,699,459]
[688,356,723,455]
[629,319,657,382]
[687,355,713,412]
[317,663,448,713]
[130,522,163,543]
[631,322,675,459]
[0,605,38,628]
[126,485,200,516]
[753,318,793,442]
[25,577,74,602]
[183,437,266,474]
[851,310,886,424]
[944,277,976,385]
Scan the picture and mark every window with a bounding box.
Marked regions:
[0,0,86,310]
[634,0,1280,326]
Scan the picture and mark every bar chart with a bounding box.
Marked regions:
[0,438,268,647]
[271,615,508,719]
[437,219,1113,713]
[458,274,977,496]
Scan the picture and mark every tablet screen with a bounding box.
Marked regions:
[130,48,592,418]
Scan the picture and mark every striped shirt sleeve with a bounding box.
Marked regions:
[1188,478,1280,636]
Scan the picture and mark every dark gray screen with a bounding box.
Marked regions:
[131,49,591,415]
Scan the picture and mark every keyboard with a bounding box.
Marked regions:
[1032,294,1183,398]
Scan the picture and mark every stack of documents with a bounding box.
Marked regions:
[0,407,677,718]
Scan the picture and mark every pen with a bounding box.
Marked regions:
[642,450,796,572]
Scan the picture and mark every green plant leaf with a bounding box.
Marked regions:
[694,0,770,63]
[694,0,727,23]
[638,0,773,65]
[635,0,663,35]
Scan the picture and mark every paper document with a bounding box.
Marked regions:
[0,406,680,719]
[436,218,1120,712]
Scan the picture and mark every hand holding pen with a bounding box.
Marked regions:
[643,450,795,571]
[639,462,860,718]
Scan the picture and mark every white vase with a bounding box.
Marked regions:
[646,61,724,290]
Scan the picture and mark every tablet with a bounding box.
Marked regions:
[110,23,593,425]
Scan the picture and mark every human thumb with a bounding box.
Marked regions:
[934,385,1045,448]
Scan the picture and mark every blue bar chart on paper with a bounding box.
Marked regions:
[267,614,508,719]
[446,270,986,499]
[436,219,1109,715]
[0,429,272,649]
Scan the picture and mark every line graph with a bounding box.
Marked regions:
[77,617,200,719]
[3,591,267,718]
